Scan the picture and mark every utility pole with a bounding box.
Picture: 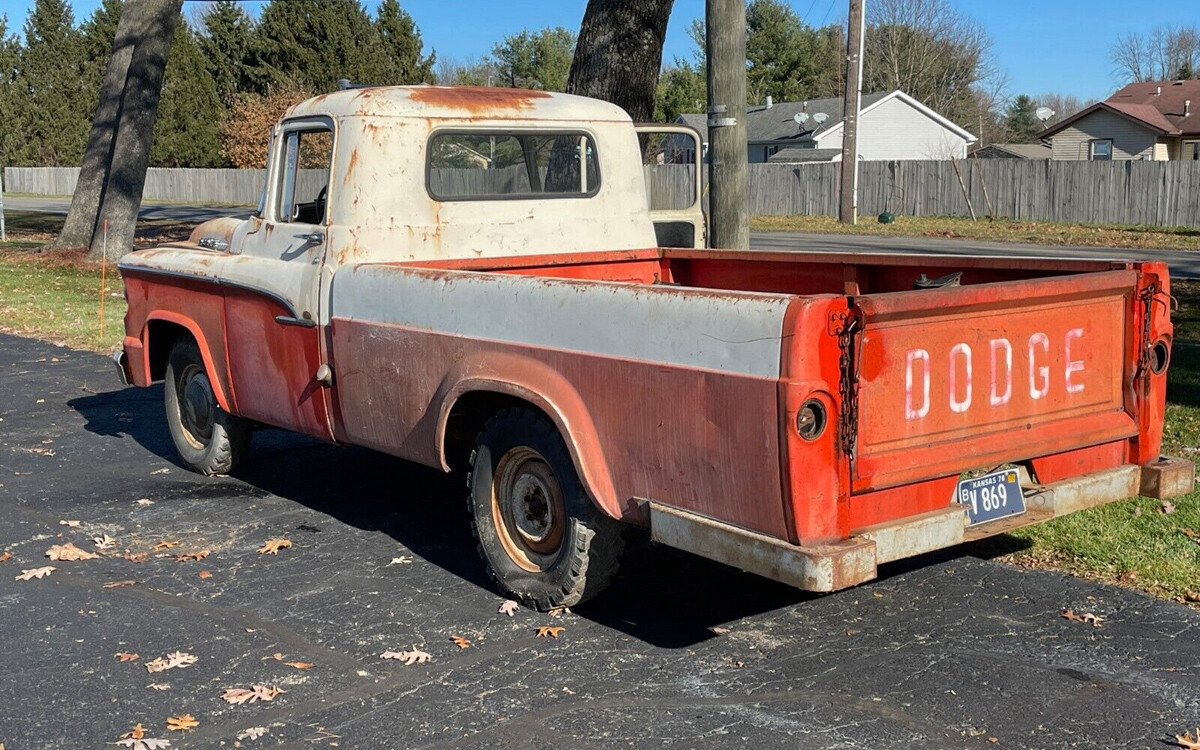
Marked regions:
[838,0,866,225]
[706,0,748,248]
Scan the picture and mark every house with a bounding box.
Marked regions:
[1039,79,1200,161]
[677,89,976,163]
[971,143,1052,159]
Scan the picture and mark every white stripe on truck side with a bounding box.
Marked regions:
[331,265,792,379]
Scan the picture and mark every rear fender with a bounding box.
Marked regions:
[434,355,620,520]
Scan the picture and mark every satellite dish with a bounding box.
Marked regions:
[793,112,810,125]
[812,112,829,125]
[1035,106,1055,122]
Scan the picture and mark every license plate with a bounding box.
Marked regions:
[956,469,1025,525]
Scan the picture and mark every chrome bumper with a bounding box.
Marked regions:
[112,349,131,386]
[645,456,1195,593]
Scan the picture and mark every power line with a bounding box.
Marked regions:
[818,0,838,27]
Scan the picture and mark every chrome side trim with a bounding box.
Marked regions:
[117,263,303,320]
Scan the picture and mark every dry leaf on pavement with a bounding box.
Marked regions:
[136,498,154,506]
[257,539,292,555]
[165,714,198,731]
[221,685,286,705]
[145,651,197,673]
[147,683,170,691]
[15,566,55,581]
[381,646,432,665]
[268,653,314,669]
[498,600,519,616]
[198,570,212,579]
[124,552,149,563]
[450,635,471,649]
[113,723,171,750]
[59,520,81,527]
[1176,728,1200,749]
[0,551,11,564]
[535,626,565,639]
[116,652,140,662]
[1061,609,1105,627]
[387,555,412,566]
[237,727,268,741]
[103,580,136,588]
[93,535,117,550]
[46,542,98,561]
[168,551,209,562]
[153,541,179,551]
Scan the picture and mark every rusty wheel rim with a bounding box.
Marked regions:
[177,363,215,449]
[491,446,566,573]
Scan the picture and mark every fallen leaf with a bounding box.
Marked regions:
[1161,500,1177,515]
[268,652,314,669]
[15,565,55,581]
[0,551,11,563]
[59,519,81,527]
[124,552,149,563]
[1061,608,1105,627]
[1176,728,1200,750]
[145,651,197,673]
[113,723,172,750]
[165,714,198,731]
[153,541,179,551]
[198,570,212,579]
[535,626,565,639]
[1118,570,1139,583]
[116,652,140,662]
[450,635,471,649]
[498,600,519,616]
[257,539,292,555]
[147,683,170,691]
[136,498,155,506]
[221,685,286,705]
[1134,506,1144,517]
[709,626,731,635]
[168,551,209,562]
[1185,590,1200,603]
[93,534,117,550]
[381,646,432,665]
[103,580,136,588]
[151,468,170,475]
[46,542,98,561]
[236,727,268,741]
[124,724,146,740]
[387,555,412,566]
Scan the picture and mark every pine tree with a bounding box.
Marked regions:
[0,15,23,168]
[197,0,254,106]
[249,0,389,93]
[1004,94,1041,142]
[14,0,88,166]
[152,22,224,167]
[375,0,434,84]
[490,27,575,91]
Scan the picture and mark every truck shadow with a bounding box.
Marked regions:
[68,385,1024,649]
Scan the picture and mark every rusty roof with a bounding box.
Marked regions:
[286,85,633,123]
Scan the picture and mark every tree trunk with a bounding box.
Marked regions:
[45,0,141,251]
[565,0,674,123]
[90,0,182,260]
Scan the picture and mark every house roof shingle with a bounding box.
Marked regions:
[678,92,892,144]
[1040,79,1200,139]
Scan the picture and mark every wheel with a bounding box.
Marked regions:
[164,339,250,476]
[468,408,624,610]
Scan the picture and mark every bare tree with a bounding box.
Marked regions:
[1034,92,1096,126]
[1111,24,1200,82]
[566,0,675,123]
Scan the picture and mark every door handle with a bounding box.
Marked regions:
[297,231,324,245]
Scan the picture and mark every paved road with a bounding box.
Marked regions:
[6,195,1199,279]
[1,332,1198,748]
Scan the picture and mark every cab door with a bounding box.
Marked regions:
[221,117,335,440]
[636,124,707,248]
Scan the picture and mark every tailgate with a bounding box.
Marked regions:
[851,270,1139,492]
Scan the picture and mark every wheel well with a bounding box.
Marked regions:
[146,320,193,382]
[443,391,555,472]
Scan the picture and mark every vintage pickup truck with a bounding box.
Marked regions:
[116,85,1192,610]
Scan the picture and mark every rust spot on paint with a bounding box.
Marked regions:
[408,86,551,114]
[343,149,359,185]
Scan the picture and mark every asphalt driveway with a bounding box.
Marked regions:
[1,332,1198,748]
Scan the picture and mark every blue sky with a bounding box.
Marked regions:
[0,0,1194,102]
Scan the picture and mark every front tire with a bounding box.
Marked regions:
[164,339,250,476]
[468,408,623,610]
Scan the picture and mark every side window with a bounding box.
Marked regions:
[1089,139,1113,161]
[276,126,332,224]
[427,132,600,200]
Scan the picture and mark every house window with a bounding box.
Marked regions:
[1089,139,1113,161]
[1184,141,1200,160]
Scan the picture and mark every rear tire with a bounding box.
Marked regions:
[468,408,623,610]
[164,339,250,476]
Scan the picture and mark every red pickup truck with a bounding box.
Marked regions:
[115,86,1192,610]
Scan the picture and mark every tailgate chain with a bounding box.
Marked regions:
[833,307,864,459]
[1135,280,1158,387]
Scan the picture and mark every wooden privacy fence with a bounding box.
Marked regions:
[8,160,1200,227]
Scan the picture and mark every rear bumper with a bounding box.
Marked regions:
[646,456,1194,593]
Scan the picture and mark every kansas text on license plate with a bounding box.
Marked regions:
[956,469,1025,525]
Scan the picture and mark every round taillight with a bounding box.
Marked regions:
[797,399,827,441]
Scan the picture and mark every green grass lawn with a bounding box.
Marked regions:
[752,214,1200,253]
[1,220,1198,604]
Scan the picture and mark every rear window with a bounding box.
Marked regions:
[427,132,600,200]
